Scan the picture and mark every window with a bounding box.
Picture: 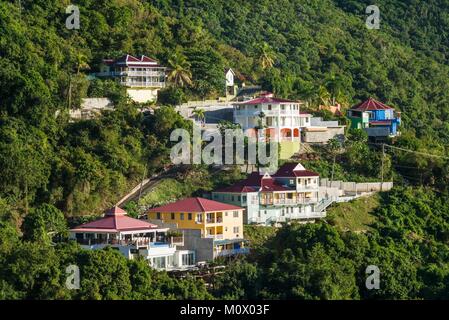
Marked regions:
[152,257,166,269]
[242,195,247,202]
[180,213,184,220]
[233,227,240,233]
[237,196,241,201]
[171,213,175,220]
[196,213,203,222]
[225,227,228,232]
[233,211,239,218]
[289,179,294,185]
[156,212,161,220]
[182,253,195,266]
[268,105,272,110]
[225,212,228,217]
[188,213,192,220]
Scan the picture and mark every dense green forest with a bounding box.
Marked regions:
[1,0,449,299]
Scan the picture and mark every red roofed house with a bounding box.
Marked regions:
[233,92,304,159]
[95,54,166,103]
[69,206,195,270]
[212,162,328,225]
[146,197,248,262]
[347,97,401,139]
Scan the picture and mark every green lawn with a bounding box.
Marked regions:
[326,194,380,233]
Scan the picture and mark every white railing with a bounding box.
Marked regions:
[260,198,318,206]
[216,248,250,257]
[120,81,165,88]
[205,234,224,239]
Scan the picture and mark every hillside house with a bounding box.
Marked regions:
[69,206,194,270]
[146,197,248,262]
[347,97,401,139]
[95,54,166,103]
[212,163,331,225]
[233,92,304,158]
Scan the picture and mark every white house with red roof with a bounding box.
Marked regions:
[233,92,315,158]
[212,162,328,225]
[69,206,195,270]
[233,92,303,143]
[95,54,166,103]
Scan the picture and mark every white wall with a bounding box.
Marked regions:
[127,88,159,103]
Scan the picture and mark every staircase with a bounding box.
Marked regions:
[315,197,335,213]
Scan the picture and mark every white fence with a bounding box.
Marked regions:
[320,179,393,193]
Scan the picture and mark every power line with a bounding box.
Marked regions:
[368,142,449,160]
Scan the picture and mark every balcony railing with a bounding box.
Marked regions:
[205,234,224,239]
[95,70,165,77]
[75,237,169,247]
[216,247,250,257]
[297,184,319,190]
[260,198,319,206]
[206,217,223,224]
[120,81,165,88]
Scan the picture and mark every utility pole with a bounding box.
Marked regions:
[381,143,385,191]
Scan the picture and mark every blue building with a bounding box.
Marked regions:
[347,97,401,138]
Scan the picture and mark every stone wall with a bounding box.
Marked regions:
[302,126,345,144]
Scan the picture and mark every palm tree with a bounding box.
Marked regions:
[167,52,192,87]
[75,52,90,74]
[318,85,331,107]
[256,42,276,70]
[328,138,342,182]
[192,107,206,126]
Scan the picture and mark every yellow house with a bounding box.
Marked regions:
[147,197,248,261]
[147,197,244,239]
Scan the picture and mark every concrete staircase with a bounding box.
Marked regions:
[315,197,336,213]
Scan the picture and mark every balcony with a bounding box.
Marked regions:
[205,234,224,240]
[297,184,319,191]
[74,237,171,248]
[260,198,318,206]
[95,70,165,77]
[206,217,223,224]
[169,236,184,246]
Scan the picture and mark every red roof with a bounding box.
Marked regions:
[351,97,394,111]
[70,206,158,233]
[214,172,263,193]
[215,172,294,193]
[140,55,158,63]
[147,197,243,213]
[272,163,319,177]
[260,175,290,192]
[237,96,299,105]
[110,54,160,66]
